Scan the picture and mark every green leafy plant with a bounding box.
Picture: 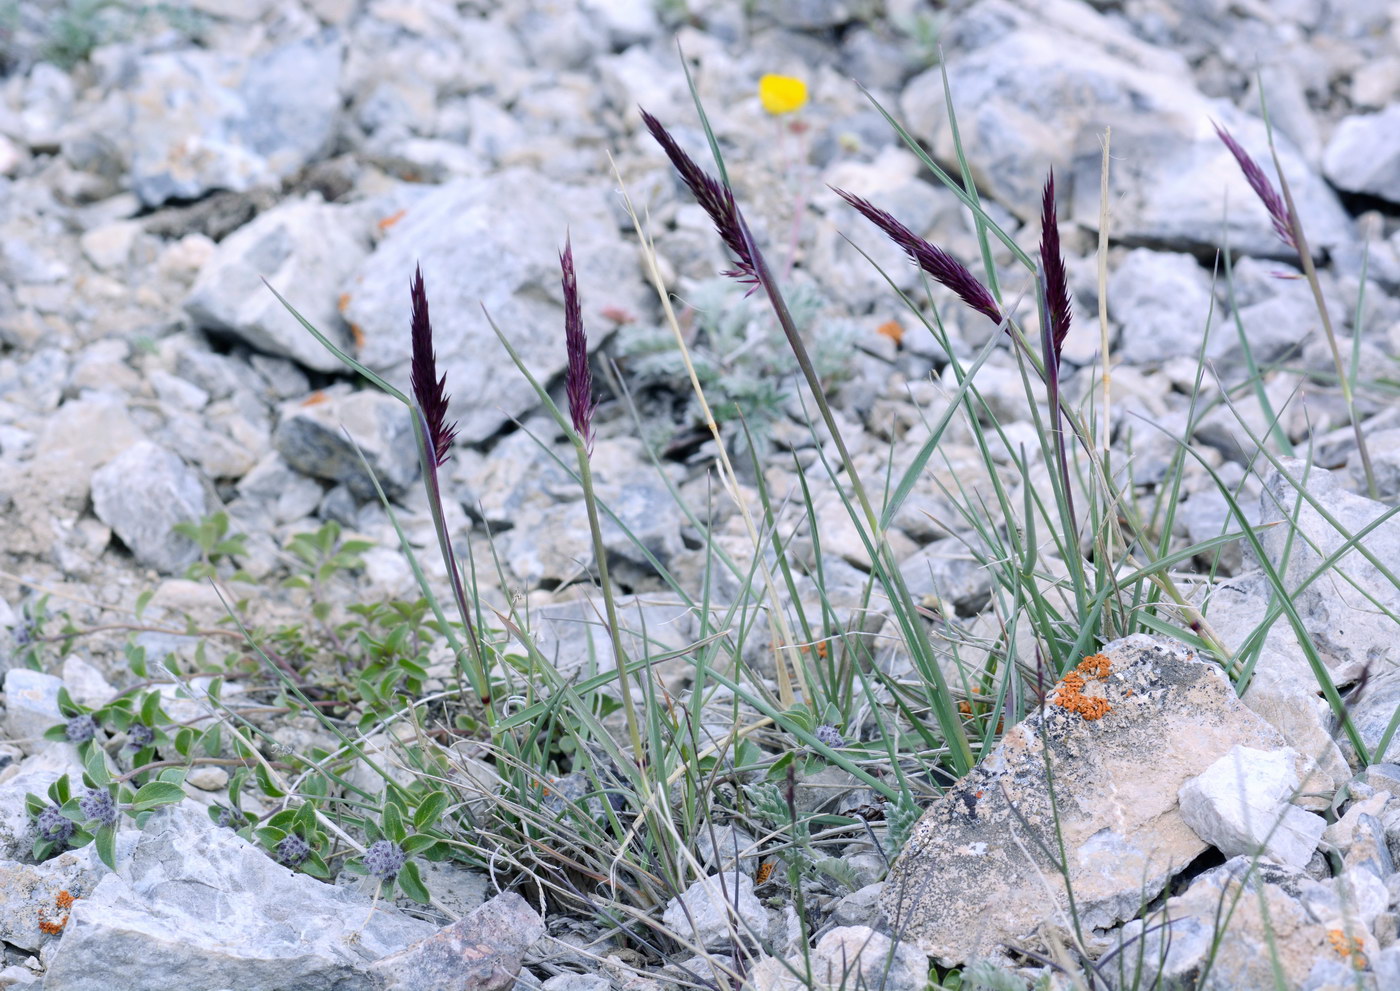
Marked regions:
[174,511,251,582]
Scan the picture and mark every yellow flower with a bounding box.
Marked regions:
[758,74,807,115]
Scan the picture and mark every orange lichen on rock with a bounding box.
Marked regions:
[1328,929,1367,969]
[1051,654,1114,721]
[377,209,406,230]
[37,889,77,935]
[1078,653,1112,678]
[876,319,904,345]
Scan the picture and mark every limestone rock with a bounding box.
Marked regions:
[342,169,646,443]
[90,441,209,574]
[881,634,1297,965]
[119,32,344,206]
[368,891,543,991]
[1324,105,1400,203]
[749,926,929,991]
[41,805,432,991]
[272,387,417,499]
[185,196,371,373]
[661,872,765,951]
[1177,745,1326,868]
[1106,858,1370,990]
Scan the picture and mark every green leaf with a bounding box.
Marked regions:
[125,642,147,678]
[43,725,69,742]
[134,589,155,621]
[396,860,430,904]
[255,763,285,798]
[84,749,111,787]
[413,792,450,831]
[294,802,317,834]
[401,833,437,856]
[382,802,405,843]
[140,692,162,727]
[174,727,194,757]
[129,781,185,812]
[95,824,117,870]
[201,724,223,757]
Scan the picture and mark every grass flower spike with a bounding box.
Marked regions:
[640,108,759,288]
[1038,169,1071,359]
[408,265,459,466]
[405,264,487,702]
[1038,170,1076,531]
[560,236,595,455]
[833,187,1003,326]
[759,74,807,115]
[1213,121,1296,250]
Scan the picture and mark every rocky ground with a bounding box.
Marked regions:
[2,0,1400,988]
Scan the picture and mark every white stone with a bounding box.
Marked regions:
[1324,104,1400,202]
[79,222,141,272]
[661,873,766,950]
[2,669,64,749]
[1178,745,1324,867]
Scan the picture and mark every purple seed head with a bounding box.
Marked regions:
[78,787,116,828]
[1038,169,1072,358]
[364,839,407,880]
[276,833,311,867]
[833,187,1003,327]
[214,806,243,830]
[125,722,155,751]
[65,714,97,744]
[409,265,459,468]
[1213,121,1296,250]
[815,724,846,748]
[560,235,596,455]
[640,108,759,288]
[36,805,75,845]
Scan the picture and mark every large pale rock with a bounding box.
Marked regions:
[0,844,123,952]
[881,634,1298,966]
[41,805,432,991]
[185,196,371,372]
[117,32,344,206]
[1242,664,1350,807]
[90,441,209,574]
[902,0,1349,256]
[2,669,63,750]
[342,169,646,443]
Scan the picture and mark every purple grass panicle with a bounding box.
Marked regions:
[408,265,459,467]
[833,187,1002,327]
[1213,122,1296,250]
[1038,169,1071,358]
[640,108,758,288]
[560,236,596,455]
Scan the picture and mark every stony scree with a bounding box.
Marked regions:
[0,0,1399,987]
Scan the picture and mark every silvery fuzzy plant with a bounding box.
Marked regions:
[615,275,858,463]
